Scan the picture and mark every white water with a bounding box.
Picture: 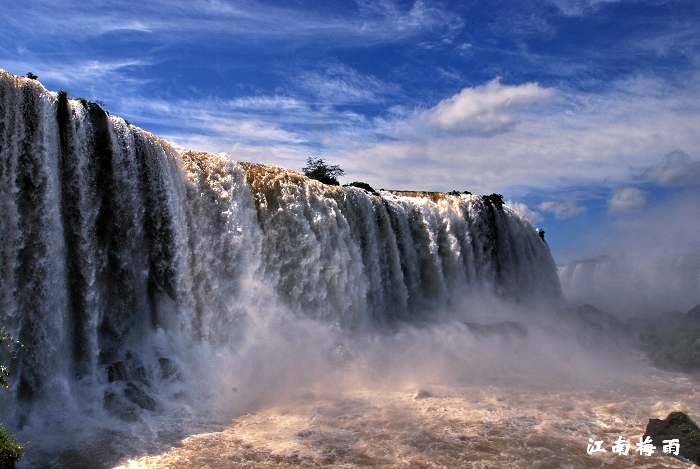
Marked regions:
[117,371,700,469]
[1,71,694,468]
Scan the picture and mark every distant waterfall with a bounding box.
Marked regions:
[0,70,560,415]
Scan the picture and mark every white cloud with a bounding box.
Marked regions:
[505,200,543,224]
[421,78,559,135]
[538,200,586,220]
[607,187,646,214]
[638,150,700,186]
[101,20,153,34]
[296,64,397,105]
[1,58,151,93]
[228,96,306,112]
[547,0,621,16]
[355,0,464,35]
[1,0,462,51]
[347,72,700,194]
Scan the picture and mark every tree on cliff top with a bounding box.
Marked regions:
[302,157,345,185]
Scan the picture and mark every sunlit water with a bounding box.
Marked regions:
[115,368,698,468]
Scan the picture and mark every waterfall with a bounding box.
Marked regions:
[0,70,560,436]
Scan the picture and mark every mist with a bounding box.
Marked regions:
[559,155,700,317]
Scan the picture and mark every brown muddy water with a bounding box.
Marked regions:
[116,368,698,468]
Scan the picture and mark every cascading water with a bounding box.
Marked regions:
[0,70,562,466]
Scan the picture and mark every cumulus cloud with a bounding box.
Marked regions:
[505,200,543,224]
[538,199,586,220]
[421,78,559,135]
[607,187,646,214]
[638,150,700,186]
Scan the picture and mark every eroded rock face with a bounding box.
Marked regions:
[103,352,161,418]
[124,382,156,411]
[631,303,700,372]
[103,392,139,422]
[107,362,128,382]
[643,411,700,465]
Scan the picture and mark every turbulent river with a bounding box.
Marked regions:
[117,371,699,469]
[0,70,696,468]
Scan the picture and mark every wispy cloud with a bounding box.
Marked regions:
[295,64,399,105]
[118,96,309,147]
[227,96,306,112]
[546,0,621,17]
[1,0,461,49]
[355,0,464,36]
[42,59,151,88]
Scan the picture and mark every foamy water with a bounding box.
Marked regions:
[116,368,698,468]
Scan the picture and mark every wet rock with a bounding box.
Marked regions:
[643,411,700,465]
[132,365,149,385]
[124,381,156,411]
[99,347,120,365]
[107,361,128,382]
[158,357,181,381]
[413,389,432,399]
[103,391,138,422]
[125,352,150,386]
[687,303,700,323]
[557,304,626,334]
[630,303,700,372]
[465,321,528,339]
[554,304,633,353]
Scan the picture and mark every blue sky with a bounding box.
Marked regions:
[1,0,699,266]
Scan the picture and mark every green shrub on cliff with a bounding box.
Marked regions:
[302,157,345,185]
[345,181,377,194]
[0,330,15,390]
[0,424,24,468]
[481,193,504,209]
[0,329,26,467]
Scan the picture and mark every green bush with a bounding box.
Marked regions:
[1,329,26,467]
[345,181,377,194]
[0,330,14,389]
[0,424,24,468]
[481,193,504,209]
[302,157,345,185]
